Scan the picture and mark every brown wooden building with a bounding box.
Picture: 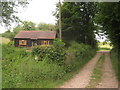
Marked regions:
[14,31,56,47]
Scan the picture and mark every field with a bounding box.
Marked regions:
[0,37,10,44]
[98,42,112,51]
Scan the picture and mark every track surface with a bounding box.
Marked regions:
[60,52,102,88]
[96,52,118,88]
[60,51,118,88]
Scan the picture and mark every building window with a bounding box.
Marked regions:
[41,40,50,45]
[19,40,27,45]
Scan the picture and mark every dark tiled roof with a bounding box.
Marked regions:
[14,31,56,39]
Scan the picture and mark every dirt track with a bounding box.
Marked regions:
[60,52,102,88]
[96,52,118,88]
[59,51,118,88]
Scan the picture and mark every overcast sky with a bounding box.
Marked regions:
[0,0,64,33]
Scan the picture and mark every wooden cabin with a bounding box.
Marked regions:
[14,31,56,47]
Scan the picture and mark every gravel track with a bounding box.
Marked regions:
[96,52,118,88]
[60,52,102,88]
[59,51,118,88]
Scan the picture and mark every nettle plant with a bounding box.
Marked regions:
[32,39,66,65]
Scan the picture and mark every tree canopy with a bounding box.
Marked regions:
[1,1,29,27]
[37,23,55,31]
[54,2,98,47]
[95,2,120,49]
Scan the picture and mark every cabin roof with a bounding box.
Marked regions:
[14,31,56,39]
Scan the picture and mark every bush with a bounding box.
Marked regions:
[2,43,66,88]
[32,39,66,65]
[53,38,65,47]
[65,41,96,73]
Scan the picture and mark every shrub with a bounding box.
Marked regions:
[2,44,66,88]
[32,45,66,65]
[65,41,96,73]
[53,38,65,48]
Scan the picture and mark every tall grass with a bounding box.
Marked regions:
[110,48,119,81]
[2,41,96,88]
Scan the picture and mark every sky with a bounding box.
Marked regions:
[0,0,64,33]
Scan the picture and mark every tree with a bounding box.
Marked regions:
[37,23,55,31]
[1,1,29,27]
[95,2,120,49]
[13,25,23,34]
[54,2,98,47]
[22,21,36,30]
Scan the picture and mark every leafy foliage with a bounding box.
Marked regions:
[22,21,36,30]
[95,3,120,80]
[54,2,98,47]
[32,39,66,65]
[37,23,55,31]
[53,38,65,47]
[65,42,96,73]
[95,2,120,49]
[2,40,96,88]
[1,1,29,26]
[2,43,65,88]
[110,48,119,80]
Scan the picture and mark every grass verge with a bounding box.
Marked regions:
[87,54,105,88]
[110,48,119,81]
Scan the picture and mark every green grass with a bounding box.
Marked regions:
[87,54,105,88]
[98,47,111,51]
[110,48,119,81]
